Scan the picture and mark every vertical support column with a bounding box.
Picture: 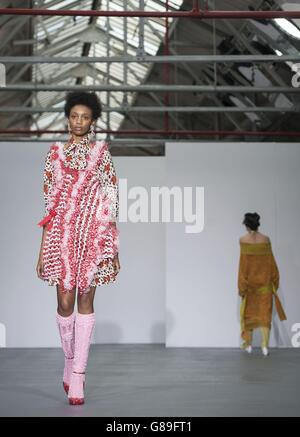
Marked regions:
[138,0,145,59]
[164,0,170,133]
[212,0,218,140]
[193,0,200,12]
[123,0,128,108]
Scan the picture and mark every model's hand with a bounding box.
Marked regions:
[36,255,44,279]
[113,254,120,275]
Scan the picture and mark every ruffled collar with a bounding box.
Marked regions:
[63,134,92,170]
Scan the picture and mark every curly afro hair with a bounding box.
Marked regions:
[64,91,102,120]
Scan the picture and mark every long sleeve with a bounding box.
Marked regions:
[238,253,248,297]
[98,145,120,257]
[43,149,55,215]
[270,251,280,290]
[98,145,119,222]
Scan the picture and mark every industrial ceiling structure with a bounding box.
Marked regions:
[0,0,300,155]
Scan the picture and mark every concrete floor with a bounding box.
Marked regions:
[0,345,299,417]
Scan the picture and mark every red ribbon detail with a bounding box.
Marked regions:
[37,209,57,227]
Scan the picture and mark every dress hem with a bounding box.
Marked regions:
[41,275,116,294]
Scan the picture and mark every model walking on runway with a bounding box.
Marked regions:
[238,213,286,356]
[36,92,120,404]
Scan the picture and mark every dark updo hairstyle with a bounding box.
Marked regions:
[64,91,102,120]
[243,212,260,231]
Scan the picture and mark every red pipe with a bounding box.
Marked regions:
[1,129,300,137]
[1,8,300,19]
[193,0,200,13]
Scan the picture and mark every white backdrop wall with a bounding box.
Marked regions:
[0,142,299,348]
[0,142,165,347]
[166,142,300,347]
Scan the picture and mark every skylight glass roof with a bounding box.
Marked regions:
[31,0,184,139]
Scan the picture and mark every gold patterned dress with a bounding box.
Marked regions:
[238,242,286,345]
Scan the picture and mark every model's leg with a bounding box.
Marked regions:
[68,286,96,405]
[260,327,270,356]
[56,285,76,394]
[242,329,253,353]
[240,297,253,353]
[77,285,96,315]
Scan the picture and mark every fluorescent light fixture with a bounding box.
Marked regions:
[274,18,300,39]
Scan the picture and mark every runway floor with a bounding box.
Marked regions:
[0,345,299,417]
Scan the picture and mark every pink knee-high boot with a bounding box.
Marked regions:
[68,312,95,405]
[56,312,75,394]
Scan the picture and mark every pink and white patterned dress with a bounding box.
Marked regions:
[38,138,119,294]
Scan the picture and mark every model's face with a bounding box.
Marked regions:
[68,105,94,137]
